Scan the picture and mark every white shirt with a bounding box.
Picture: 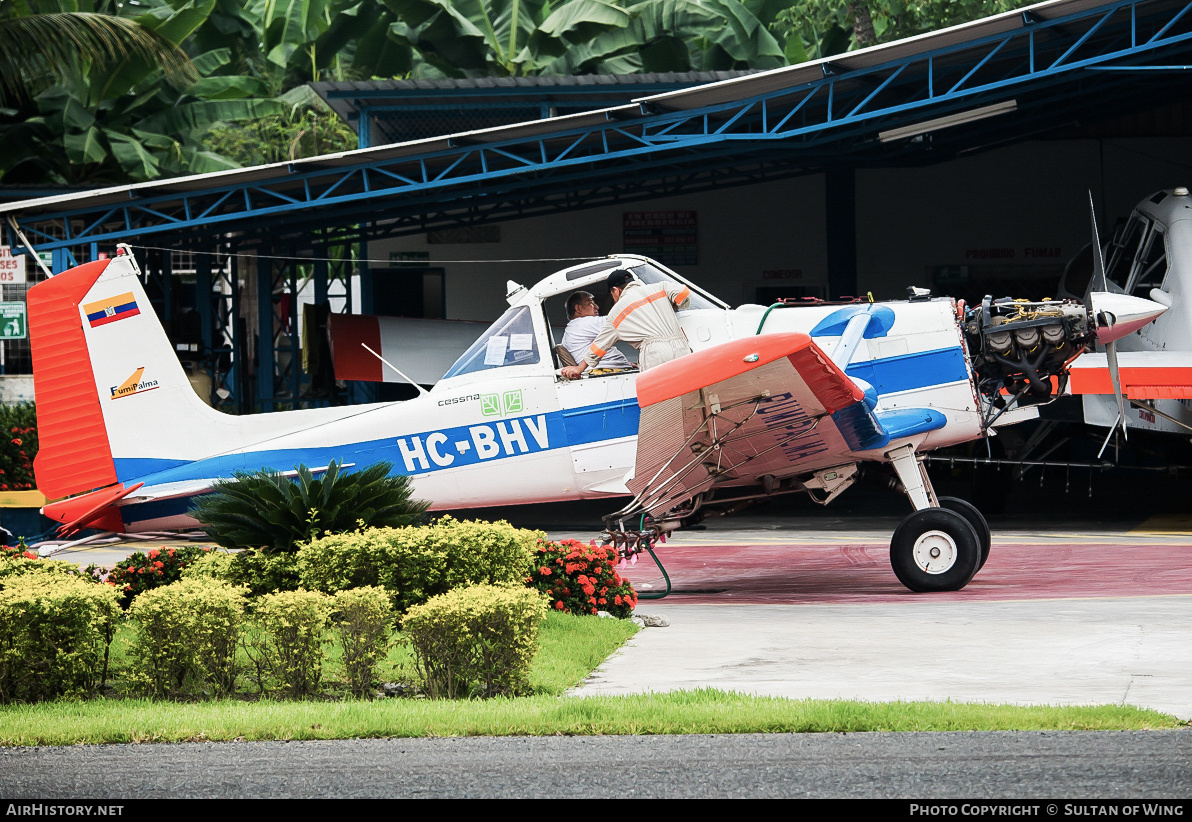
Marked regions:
[562,316,633,369]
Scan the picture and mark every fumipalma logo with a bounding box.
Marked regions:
[481,390,524,417]
[110,367,159,400]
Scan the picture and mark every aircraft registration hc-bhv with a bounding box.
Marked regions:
[29,247,1167,593]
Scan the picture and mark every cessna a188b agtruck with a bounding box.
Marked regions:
[28,248,1166,593]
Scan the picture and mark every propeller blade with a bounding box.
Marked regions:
[1089,191,1108,293]
[1106,339,1127,441]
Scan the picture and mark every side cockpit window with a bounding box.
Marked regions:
[627,262,723,310]
[442,306,540,379]
[1130,227,1168,297]
[1104,216,1147,290]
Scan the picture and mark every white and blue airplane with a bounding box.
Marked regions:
[28,245,1167,592]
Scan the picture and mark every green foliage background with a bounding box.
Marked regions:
[0,404,38,492]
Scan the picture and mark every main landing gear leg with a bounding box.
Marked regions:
[886,444,985,593]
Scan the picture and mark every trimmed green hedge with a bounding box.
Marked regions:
[297,517,542,613]
[127,578,248,698]
[247,589,332,698]
[331,586,395,698]
[403,584,547,699]
[0,576,120,703]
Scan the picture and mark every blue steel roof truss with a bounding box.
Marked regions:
[9,0,1192,258]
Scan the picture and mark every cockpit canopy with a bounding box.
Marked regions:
[440,255,723,381]
[441,305,540,379]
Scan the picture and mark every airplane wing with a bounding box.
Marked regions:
[623,333,946,518]
[1068,351,1192,399]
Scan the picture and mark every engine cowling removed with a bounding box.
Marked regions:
[963,295,1093,412]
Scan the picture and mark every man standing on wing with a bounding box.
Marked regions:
[560,270,691,380]
[561,290,635,370]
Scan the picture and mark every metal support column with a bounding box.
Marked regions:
[313,250,328,306]
[256,253,275,411]
[352,229,375,404]
[160,249,173,326]
[51,248,70,276]
[195,252,213,356]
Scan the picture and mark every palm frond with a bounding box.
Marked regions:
[0,12,196,105]
[190,460,430,552]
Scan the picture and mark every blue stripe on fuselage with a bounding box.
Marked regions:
[112,399,642,488]
[114,458,189,483]
[845,347,968,395]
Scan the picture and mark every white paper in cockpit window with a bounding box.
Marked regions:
[509,334,533,351]
[484,335,509,365]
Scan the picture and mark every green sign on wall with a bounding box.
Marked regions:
[0,302,27,339]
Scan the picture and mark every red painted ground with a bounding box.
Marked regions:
[617,540,1192,604]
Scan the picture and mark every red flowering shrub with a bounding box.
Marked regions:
[0,403,38,491]
[107,546,214,608]
[525,539,637,619]
[0,544,37,561]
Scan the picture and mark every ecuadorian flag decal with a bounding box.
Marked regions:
[83,292,140,327]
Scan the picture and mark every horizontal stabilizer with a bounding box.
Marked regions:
[1068,351,1192,399]
[43,481,144,536]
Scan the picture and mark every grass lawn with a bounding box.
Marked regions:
[0,611,1182,746]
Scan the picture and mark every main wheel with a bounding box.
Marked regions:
[889,508,982,593]
[937,496,991,571]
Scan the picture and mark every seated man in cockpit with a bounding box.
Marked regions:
[561,290,634,371]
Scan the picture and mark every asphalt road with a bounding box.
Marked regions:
[3,731,1191,799]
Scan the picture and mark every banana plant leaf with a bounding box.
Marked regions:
[138,97,286,137]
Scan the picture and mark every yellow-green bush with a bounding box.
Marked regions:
[430,517,543,592]
[297,517,542,613]
[181,549,300,597]
[247,589,331,698]
[295,529,398,597]
[0,576,120,703]
[179,550,235,582]
[127,578,248,698]
[331,586,394,698]
[0,554,95,589]
[403,584,547,699]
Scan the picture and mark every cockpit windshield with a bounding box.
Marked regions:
[442,305,540,379]
[625,262,725,310]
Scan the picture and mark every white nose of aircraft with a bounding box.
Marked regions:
[1088,291,1169,344]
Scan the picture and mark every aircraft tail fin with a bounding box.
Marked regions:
[29,258,123,500]
[30,249,228,501]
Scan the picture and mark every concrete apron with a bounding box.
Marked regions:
[572,597,1192,720]
[571,523,1192,720]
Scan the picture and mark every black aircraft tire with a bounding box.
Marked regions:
[889,508,982,593]
[937,496,991,571]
